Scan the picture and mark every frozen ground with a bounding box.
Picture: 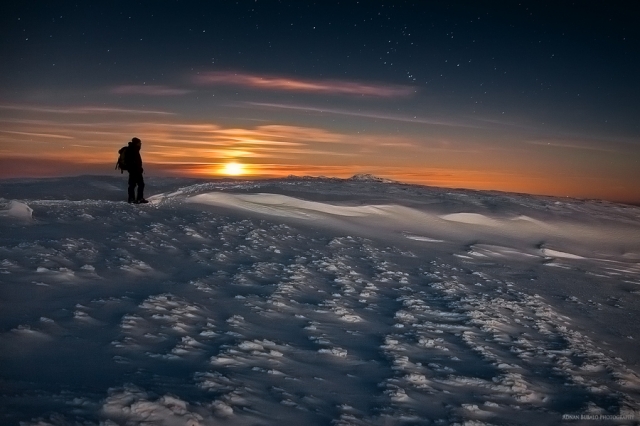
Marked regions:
[1,175,639,425]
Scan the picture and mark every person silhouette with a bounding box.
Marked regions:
[125,137,148,203]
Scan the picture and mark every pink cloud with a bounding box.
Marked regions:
[193,72,415,97]
[111,85,191,96]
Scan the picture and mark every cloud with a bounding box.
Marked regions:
[0,104,174,115]
[119,123,363,165]
[378,142,416,147]
[244,102,480,128]
[137,123,350,150]
[78,107,175,115]
[0,156,106,178]
[111,85,192,96]
[525,138,622,153]
[0,130,74,139]
[212,125,345,144]
[194,71,415,97]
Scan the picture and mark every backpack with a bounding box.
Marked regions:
[115,146,128,173]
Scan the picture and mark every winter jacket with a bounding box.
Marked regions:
[125,142,143,173]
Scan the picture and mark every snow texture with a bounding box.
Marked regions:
[1,175,639,425]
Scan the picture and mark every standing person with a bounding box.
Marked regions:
[125,137,148,204]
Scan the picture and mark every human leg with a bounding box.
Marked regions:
[127,173,137,202]
[136,174,146,202]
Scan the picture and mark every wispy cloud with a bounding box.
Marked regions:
[0,104,174,115]
[0,130,74,139]
[244,102,480,128]
[212,125,345,144]
[0,156,105,178]
[525,138,622,153]
[81,107,175,115]
[111,85,192,96]
[138,124,360,161]
[194,72,415,97]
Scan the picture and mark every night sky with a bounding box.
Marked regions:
[1,1,639,203]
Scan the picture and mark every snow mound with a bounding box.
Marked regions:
[0,200,33,220]
[187,192,390,218]
[541,248,585,259]
[439,212,500,226]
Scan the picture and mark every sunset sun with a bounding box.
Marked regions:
[222,162,245,176]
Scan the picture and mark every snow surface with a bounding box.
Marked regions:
[1,175,640,425]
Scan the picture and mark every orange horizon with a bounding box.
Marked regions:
[1,105,638,205]
[0,155,638,205]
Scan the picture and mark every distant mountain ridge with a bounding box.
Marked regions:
[285,173,396,183]
[347,173,397,183]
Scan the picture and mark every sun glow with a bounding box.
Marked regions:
[222,162,245,176]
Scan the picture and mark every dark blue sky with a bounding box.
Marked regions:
[1,1,639,202]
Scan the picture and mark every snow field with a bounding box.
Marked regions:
[1,177,639,425]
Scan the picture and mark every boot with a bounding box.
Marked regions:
[136,185,147,204]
